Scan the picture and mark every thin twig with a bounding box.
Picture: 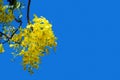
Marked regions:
[27,0,31,24]
[2,18,22,44]
[0,32,10,39]
[10,18,22,39]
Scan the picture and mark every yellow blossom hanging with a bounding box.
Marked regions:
[10,14,57,74]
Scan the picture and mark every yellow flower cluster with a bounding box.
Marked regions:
[0,0,14,23]
[10,14,57,73]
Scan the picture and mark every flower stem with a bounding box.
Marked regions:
[27,0,31,24]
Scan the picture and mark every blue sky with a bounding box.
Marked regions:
[0,0,120,80]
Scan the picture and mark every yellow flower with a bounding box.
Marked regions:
[9,14,57,73]
[0,44,4,53]
[9,44,14,47]
[0,2,14,23]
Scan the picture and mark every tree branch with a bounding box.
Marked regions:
[10,18,22,39]
[2,18,22,44]
[27,0,31,24]
[0,32,10,39]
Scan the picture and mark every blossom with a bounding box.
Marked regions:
[10,14,57,73]
[0,44,4,53]
[0,0,14,23]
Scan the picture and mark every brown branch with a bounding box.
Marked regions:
[2,18,22,44]
[27,0,31,24]
[0,32,10,39]
[10,18,22,39]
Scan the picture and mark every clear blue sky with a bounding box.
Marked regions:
[0,0,120,80]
